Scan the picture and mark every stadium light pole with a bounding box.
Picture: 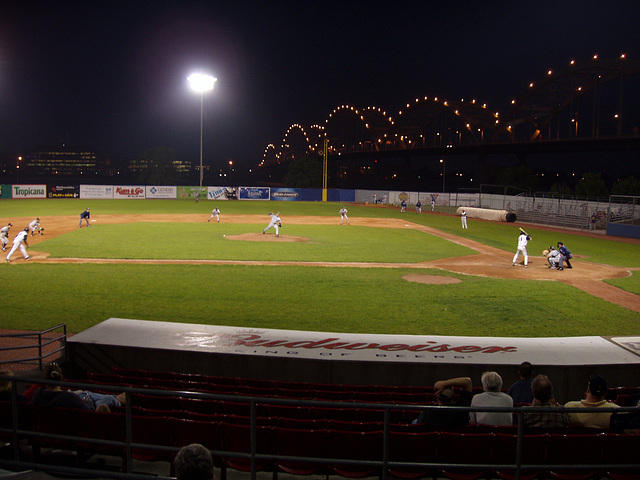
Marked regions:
[188,73,217,187]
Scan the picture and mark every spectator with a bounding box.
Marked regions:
[470,371,513,426]
[415,377,473,428]
[521,374,570,428]
[32,363,125,412]
[0,370,27,402]
[564,374,619,429]
[507,361,534,404]
[174,443,215,480]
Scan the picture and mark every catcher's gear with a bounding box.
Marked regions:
[542,249,549,256]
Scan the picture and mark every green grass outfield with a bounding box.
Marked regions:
[2,198,639,337]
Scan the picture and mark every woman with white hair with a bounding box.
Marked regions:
[470,371,513,425]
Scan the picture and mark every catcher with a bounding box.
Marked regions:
[262,212,282,237]
[543,246,563,270]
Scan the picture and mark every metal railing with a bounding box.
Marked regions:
[0,324,66,371]
[1,374,638,480]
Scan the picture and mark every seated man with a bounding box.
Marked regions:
[470,371,513,426]
[521,374,570,428]
[415,377,473,428]
[564,374,619,429]
[507,361,534,405]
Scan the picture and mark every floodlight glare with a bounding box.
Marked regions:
[188,73,217,186]
[188,73,217,92]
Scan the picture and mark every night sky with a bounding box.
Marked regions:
[1,1,638,172]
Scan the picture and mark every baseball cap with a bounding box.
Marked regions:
[549,245,555,250]
[8,223,12,226]
[588,374,607,396]
[437,388,454,402]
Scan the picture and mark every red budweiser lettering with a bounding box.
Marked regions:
[227,334,516,354]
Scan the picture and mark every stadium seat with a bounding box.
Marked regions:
[274,426,328,476]
[387,430,439,479]
[437,431,494,480]
[219,422,275,480]
[546,433,606,480]
[601,433,640,480]
[326,429,384,478]
[492,433,548,480]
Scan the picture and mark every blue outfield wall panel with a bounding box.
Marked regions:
[271,188,304,201]
[327,189,356,202]
[607,223,640,239]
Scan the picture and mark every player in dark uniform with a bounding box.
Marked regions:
[557,242,572,269]
[79,208,91,228]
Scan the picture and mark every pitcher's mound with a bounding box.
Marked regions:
[226,232,310,242]
[402,274,462,285]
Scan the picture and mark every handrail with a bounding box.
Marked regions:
[1,374,638,480]
[0,324,66,370]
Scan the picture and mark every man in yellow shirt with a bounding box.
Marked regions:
[564,374,619,429]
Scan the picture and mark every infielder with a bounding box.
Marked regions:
[1,223,12,252]
[400,200,407,212]
[512,231,532,267]
[263,212,281,237]
[545,246,563,270]
[208,207,220,223]
[461,209,468,229]
[29,218,43,236]
[6,228,30,263]
[79,208,91,228]
[339,206,350,225]
[430,195,436,211]
[416,201,422,214]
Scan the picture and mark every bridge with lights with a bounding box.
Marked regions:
[260,56,640,169]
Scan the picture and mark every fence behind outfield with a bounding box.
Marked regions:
[3,183,639,237]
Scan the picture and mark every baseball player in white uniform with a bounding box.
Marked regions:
[545,246,563,270]
[263,212,281,237]
[461,209,468,229]
[208,207,220,223]
[29,218,43,236]
[512,232,532,267]
[6,228,30,263]
[1,223,12,251]
[339,207,350,225]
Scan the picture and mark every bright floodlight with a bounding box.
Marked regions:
[188,73,217,92]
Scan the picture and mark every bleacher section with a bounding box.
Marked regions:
[2,367,639,480]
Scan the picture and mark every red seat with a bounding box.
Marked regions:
[129,415,175,463]
[219,422,275,480]
[492,433,548,480]
[546,433,606,480]
[437,431,494,480]
[170,417,222,461]
[76,410,126,464]
[180,398,222,415]
[31,406,82,460]
[602,433,640,480]
[326,429,384,478]
[388,431,439,479]
[274,427,328,475]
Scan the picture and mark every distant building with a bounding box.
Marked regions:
[20,146,104,177]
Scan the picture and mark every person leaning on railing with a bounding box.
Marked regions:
[415,376,473,428]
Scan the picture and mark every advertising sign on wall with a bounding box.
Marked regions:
[208,186,238,200]
[48,185,79,198]
[270,188,302,201]
[239,187,270,200]
[114,185,145,199]
[145,186,176,199]
[80,185,114,199]
[12,184,47,199]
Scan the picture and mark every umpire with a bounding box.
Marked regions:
[79,208,91,228]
